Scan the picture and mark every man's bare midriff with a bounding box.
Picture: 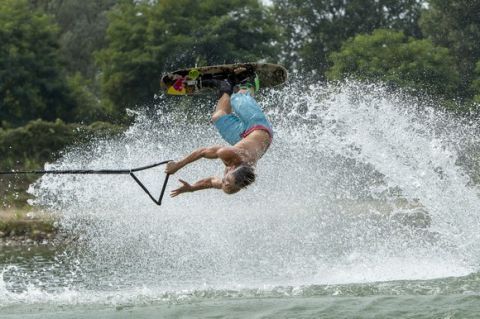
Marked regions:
[234,129,271,164]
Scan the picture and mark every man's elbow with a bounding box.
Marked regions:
[196,147,208,157]
[202,147,220,159]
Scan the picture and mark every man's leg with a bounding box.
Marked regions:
[211,93,232,123]
[230,92,273,134]
[211,93,245,145]
[202,78,234,122]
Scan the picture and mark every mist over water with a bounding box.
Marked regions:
[3,81,480,306]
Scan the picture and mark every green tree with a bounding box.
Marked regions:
[31,0,118,80]
[473,61,480,103]
[272,0,423,75]
[420,0,480,99]
[96,0,280,110]
[0,0,76,128]
[95,1,153,110]
[327,29,460,99]
[28,0,120,123]
[66,73,115,123]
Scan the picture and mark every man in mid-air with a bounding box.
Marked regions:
[165,74,273,197]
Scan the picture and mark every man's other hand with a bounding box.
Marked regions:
[170,179,193,197]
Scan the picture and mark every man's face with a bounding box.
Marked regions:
[222,172,240,194]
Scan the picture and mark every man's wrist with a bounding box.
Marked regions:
[174,161,184,171]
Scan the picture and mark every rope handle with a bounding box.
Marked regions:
[0,160,173,206]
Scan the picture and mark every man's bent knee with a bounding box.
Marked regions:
[212,110,227,123]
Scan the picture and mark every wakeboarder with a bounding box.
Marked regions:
[165,75,273,196]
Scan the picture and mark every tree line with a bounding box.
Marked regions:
[1,0,480,128]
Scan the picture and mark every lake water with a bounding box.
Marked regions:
[2,82,480,318]
[2,245,480,318]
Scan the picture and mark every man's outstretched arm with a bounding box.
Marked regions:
[170,177,222,197]
[165,146,222,175]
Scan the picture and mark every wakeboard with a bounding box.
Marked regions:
[160,62,287,96]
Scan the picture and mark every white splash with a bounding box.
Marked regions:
[14,80,480,304]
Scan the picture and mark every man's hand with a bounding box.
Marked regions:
[165,161,180,175]
[169,176,223,198]
[170,179,193,197]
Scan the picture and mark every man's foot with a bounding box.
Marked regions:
[234,73,260,93]
[202,79,233,97]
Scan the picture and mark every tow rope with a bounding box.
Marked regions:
[0,160,172,206]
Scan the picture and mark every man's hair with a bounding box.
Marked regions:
[232,165,256,189]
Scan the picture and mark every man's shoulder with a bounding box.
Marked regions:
[217,146,243,164]
[217,146,240,156]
